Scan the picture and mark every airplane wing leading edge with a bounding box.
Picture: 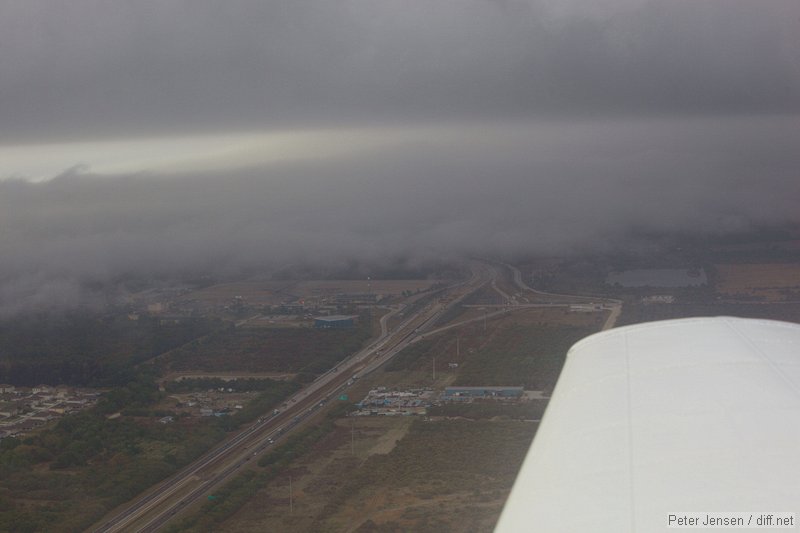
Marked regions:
[495,317,800,533]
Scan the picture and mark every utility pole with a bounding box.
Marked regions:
[289,475,293,514]
[351,417,355,455]
[367,276,372,333]
[457,336,460,358]
[433,356,436,381]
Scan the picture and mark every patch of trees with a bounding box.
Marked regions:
[167,321,371,375]
[0,366,299,531]
[0,312,220,386]
[97,370,162,414]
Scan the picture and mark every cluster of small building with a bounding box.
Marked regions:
[569,304,605,313]
[352,387,436,416]
[0,384,100,439]
[641,295,676,304]
[353,385,527,416]
[250,295,379,318]
[138,290,383,321]
[128,293,370,330]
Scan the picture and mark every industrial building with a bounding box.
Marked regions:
[443,386,524,399]
[314,315,356,329]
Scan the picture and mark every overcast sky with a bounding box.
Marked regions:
[1,0,799,313]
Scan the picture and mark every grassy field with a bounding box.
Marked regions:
[454,322,594,392]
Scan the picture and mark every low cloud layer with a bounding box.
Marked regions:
[1,116,798,315]
[2,1,799,315]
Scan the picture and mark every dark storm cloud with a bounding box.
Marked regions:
[1,0,798,140]
[1,116,798,315]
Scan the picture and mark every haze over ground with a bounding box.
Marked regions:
[1,0,799,314]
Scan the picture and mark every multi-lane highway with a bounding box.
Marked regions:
[92,261,492,533]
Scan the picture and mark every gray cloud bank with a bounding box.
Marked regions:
[1,116,798,315]
[1,0,798,141]
[2,0,799,315]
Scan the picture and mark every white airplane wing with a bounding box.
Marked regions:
[495,317,800,533]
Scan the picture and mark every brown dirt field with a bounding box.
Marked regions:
[221,418,531,533]
[221,418,413,533]
[715,263,800,301]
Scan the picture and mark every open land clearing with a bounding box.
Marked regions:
[715,263,800,301]
[178,282,290,306]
